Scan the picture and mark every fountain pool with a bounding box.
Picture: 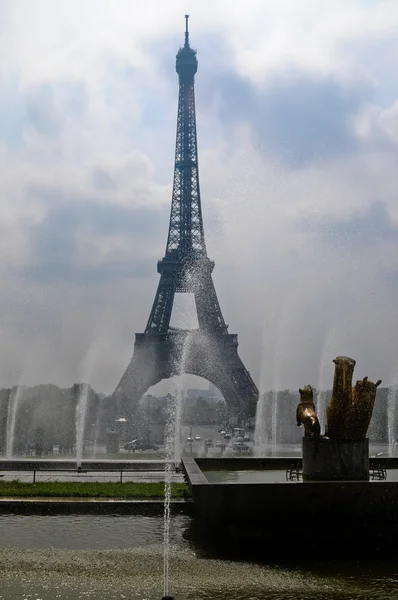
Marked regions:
[1,512,398,599]
[203,467,398,483]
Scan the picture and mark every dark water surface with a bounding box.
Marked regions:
[0,513,398,599]
[204,468,398,483]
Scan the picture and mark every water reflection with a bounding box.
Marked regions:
[204,468,398,483]
[0,514,190,550]
[204,469,289,483]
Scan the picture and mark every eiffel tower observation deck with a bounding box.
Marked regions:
[113,16,258,419]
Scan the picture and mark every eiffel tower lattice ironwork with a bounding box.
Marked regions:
[113,16,258,417]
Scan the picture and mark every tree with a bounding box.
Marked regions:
[243,396,258,421]
[185,397,217,424]
[214,400,229,425]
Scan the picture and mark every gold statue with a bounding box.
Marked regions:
[297,384,321,440]
[326,356,381,440]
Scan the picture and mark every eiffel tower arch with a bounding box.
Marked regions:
[113,16,258,419]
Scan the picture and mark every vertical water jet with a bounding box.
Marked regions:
[75,383,89,468]
[6,386,21,458]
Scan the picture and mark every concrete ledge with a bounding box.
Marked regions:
[183,457,398,554]
[195,457,300,470]
[0,497,194,515]
[182,457,209,486]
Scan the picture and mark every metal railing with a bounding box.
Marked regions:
[0,460,183,483]
[286,463,303,481]
[369,463,387,480]
[286,462,388,482]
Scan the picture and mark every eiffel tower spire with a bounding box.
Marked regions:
[165,13,204,259]
[113,18,258,420]
[184,14,190,47]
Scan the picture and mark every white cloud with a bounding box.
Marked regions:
[355,100,398,144]
[1,1,398,83]
[0,1,397,394]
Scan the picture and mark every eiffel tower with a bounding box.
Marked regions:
[113,16,258,419]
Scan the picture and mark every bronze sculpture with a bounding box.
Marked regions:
[326,356,381,440]
[297,356,381,441]
[296,384,321,440]
[299,356,381,480]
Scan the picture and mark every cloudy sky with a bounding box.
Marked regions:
[0,0,397,396]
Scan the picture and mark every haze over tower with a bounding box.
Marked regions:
[112,17,258,421]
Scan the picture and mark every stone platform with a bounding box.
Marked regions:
[302,436,369,480]
[182,457,398,557]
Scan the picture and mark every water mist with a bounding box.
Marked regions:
[6,386,22,458]
[163,333,192,598]
[75,383,89,468]
[388,384,398,449]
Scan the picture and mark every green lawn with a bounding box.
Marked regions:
[0,481,191,499]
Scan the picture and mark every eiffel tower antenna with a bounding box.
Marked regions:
[185,14,189,46]
[112,18,258,422]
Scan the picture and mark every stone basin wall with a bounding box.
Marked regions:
[182,457,398,556]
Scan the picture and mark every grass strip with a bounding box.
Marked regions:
[0,481,191,499]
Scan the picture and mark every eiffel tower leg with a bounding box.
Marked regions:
[195,273,228,333]
[112,333,185,420]
[113,329,257,425]
[113,339,162,422]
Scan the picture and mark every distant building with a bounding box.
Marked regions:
[186,384,224,405]
[140,395,167,409]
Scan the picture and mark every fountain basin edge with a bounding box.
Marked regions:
[182,457,398,556]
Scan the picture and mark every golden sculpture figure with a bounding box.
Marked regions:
[297,384,321,440]
[326,356,381,440]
